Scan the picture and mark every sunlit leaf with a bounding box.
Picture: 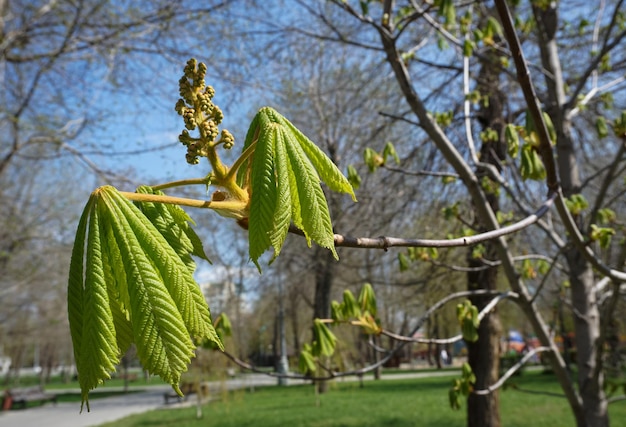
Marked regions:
[238,107,356,268]
[68,186,221,409]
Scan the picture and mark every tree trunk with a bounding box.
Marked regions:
[534,5,608,425]
[467,252,502,427]
[313,248,336,394]
[465,47,507,427]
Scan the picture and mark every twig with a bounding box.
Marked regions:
[608,395,626,404]
[381,291,518,345]
[495,0,626,283]
[332,193,556,249]
[473,346,553,395]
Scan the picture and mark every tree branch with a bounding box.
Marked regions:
[332,193,556,249]
[473,346,554,396]
[381,291,518,345]
[495,0,626,283]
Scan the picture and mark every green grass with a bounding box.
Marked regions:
[55,390,142,403]
[97,371,626,427]
[4,373,168,391]
[10,390,142,410]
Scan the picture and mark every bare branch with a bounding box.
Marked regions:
[381,291,518,345]
[495,0,626,283]
[473,346,553,395]
[608,395,626,404]
[332,193,556,249]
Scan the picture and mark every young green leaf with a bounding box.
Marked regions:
[106,189,219,344]
[237,107,356,268]
[68,186,221,409]
[69,196,119,411]
[341,290,361,319]
[312,319,337,357]
[358,283,377,317]
[134,185,210,271]
[505,124,519,158]
[299,344,317,374]
[102,195,197,393]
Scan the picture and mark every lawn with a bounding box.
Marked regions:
[98,371,626,427]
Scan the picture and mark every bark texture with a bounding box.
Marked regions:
[534,5,608,426]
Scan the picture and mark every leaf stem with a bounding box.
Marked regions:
[225,140,257,183]
[151,177,211,191]
[119,191,247,219]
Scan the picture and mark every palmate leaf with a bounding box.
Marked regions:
[237,107,356,268]
[134,185,210,272]
[68,195,119,411]
[67,186,221,409]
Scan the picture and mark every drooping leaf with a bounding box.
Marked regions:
[134,185,210,272]
[299,344,317,374]
[331,301,343,321]
[282,117,356,200]
[77,197,119,410]
[341,290,361,319]
[356,313,382,335]
[347,165,362,189]
[103,194,196,393]
[358,283,377,317]
[312,319,337,357]
[505,124,519,158]
[106,189,220,345]
[248,122,277,268]
[284,133,337,255]
[67,197,92,396]
[268,125,293,261]
[101,226,133,357]
[68,186,221,408]
[457,300,480,343]
[237,107,356,268]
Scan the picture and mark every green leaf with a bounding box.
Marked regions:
[364,147,383,172]
[135,186,210,269]
[248,122,278,268]
[505,124,519,158]
[331,301,343,321]
[341,290,361,319]
[68,186,222,408]
[595,116,609,139]
[457,300,480,343]
[240,107,356,269]
[67,197,92,399]
[312,319,337,357]
[358,283,377,317]
[101,225,133,357]
[69,195,120,411]
[347,165,362,190]
[268,125,292,261]
[203,313,233,350]
[382,142,400,165]
[102,193,196,390]
[398,252,410,271]
[565,193,589,215]
[597,208,616,224]
[299,344,316,374]
[106,189,219,344]
[282,116,355,200]
[520,144,546,181]
[590,224,615,249]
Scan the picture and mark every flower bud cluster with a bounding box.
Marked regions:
[175,59,235,165]
[219,130,235,149]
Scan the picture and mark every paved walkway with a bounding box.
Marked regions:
[0,371,459,427]
[0,386,171,427]
[0,374,307,427]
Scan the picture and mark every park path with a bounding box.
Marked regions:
[0,371,458,427]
